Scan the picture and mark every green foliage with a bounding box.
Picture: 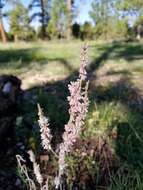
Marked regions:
[116,0,143,39]
[86,102,125,138]
[116,0,143,15]
[90,0,112,24]
[81,22,94,40]
[46,0,67,39]
[110,18,129,39]
[89,0,130,39]
[65,102,124,189]
[134,16,143,27]
[6,32,14,41]
[65,99,143,189]
[4,0,142,41]
[108,165,143,190]
[9,2,34,41]
[46,21,58,39]
[89,0,114,39]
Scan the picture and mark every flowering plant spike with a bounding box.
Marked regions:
[27,150,43,186]
[38,103,52,151]
[57,44,89,187]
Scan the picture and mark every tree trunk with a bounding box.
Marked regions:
[14,34,18,42]
[136,24,142,40]
[66,0,72,40]
[0,18,7,43]
[40,0,46,39]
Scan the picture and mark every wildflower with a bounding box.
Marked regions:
[57,45,89,186]
[79,44,88,80]
[38,104,52,151]
[33,163,43,185]
[28,149,35,163]
[28,150,43,185]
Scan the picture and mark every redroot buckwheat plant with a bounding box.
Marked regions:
[16,45,89,190]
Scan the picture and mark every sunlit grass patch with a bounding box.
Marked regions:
[69,101,143,189]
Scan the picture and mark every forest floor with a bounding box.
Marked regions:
[0,40,143,189]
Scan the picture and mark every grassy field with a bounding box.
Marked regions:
[1,40,143,89]
[1,40,143,189]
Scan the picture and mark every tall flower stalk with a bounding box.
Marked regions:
[27,150,43,186]
[56,45,89,188]
[38,104,52,151]
[38,103,58,158]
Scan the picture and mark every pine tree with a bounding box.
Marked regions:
[89,0,114,39]
[47,0,67,39]
[116,0,143,39]
[29,0,51,39]
[9,2,32,42]
[47,0,76,40]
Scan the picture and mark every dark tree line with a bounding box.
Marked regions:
[0,0,143,42]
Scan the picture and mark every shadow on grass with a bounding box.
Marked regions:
[90,76,143,168]
[115,42,143,61]
[89,41,143,172]
[20,41,143,170]
[17,41,143,184]
[18,72,143,189]
[0,47,76,74]
[88,41,121,74]
[0,40,143,72]
[0,48,41,64]
[20,42,121,135]
[92,41,143,63]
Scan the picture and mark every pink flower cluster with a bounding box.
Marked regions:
[38,104,52,151]
[57,45,89,186]
[79,45,88,81]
